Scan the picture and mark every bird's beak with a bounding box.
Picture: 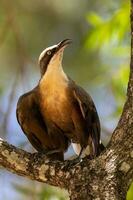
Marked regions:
[48,39,72,65]
[57,39,72,51]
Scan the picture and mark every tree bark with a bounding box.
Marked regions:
[0,2,133,200]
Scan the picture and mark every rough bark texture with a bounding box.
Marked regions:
[0,2,133,200]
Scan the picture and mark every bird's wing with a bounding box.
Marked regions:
[72,85,101,156]
[16,90,49,152]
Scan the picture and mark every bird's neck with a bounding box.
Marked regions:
[39,62,68,93]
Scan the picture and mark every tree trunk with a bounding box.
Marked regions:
[0,1,133,200]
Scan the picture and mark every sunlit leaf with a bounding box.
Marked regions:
[86,12,103,27]
[85,2,130,50]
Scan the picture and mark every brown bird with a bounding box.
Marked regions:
[16,39,104,161]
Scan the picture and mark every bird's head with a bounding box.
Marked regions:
[38,39,72,76]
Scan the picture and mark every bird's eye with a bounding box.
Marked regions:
[47,50,51,55]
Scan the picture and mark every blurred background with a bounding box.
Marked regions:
[0,0,132,199]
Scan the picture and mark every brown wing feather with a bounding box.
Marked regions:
[73,85,101,156]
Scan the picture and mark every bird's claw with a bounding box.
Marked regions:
[63,157,82,171]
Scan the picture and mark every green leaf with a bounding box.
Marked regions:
[85,2,130,50]
[127,182,133,200]
[86,12,103,27]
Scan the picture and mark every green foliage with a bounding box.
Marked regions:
[127,182,133,200]
[85,1,130,118]
[85,2,130,50]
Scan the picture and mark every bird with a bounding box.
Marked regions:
[16,39,104,162]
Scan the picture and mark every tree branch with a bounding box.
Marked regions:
[0,138,71,189]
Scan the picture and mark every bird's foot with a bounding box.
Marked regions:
[63,157,83,171]
[44,149,61,156]
[33,149,61,158]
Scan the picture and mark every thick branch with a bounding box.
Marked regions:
[0,138,70,189]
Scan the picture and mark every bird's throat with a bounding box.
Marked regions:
[40,62,68,91]
[39,63,69,111]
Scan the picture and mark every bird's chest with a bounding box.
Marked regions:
[39,75,71,123]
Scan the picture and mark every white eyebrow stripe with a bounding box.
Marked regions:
[39,45,57,62]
